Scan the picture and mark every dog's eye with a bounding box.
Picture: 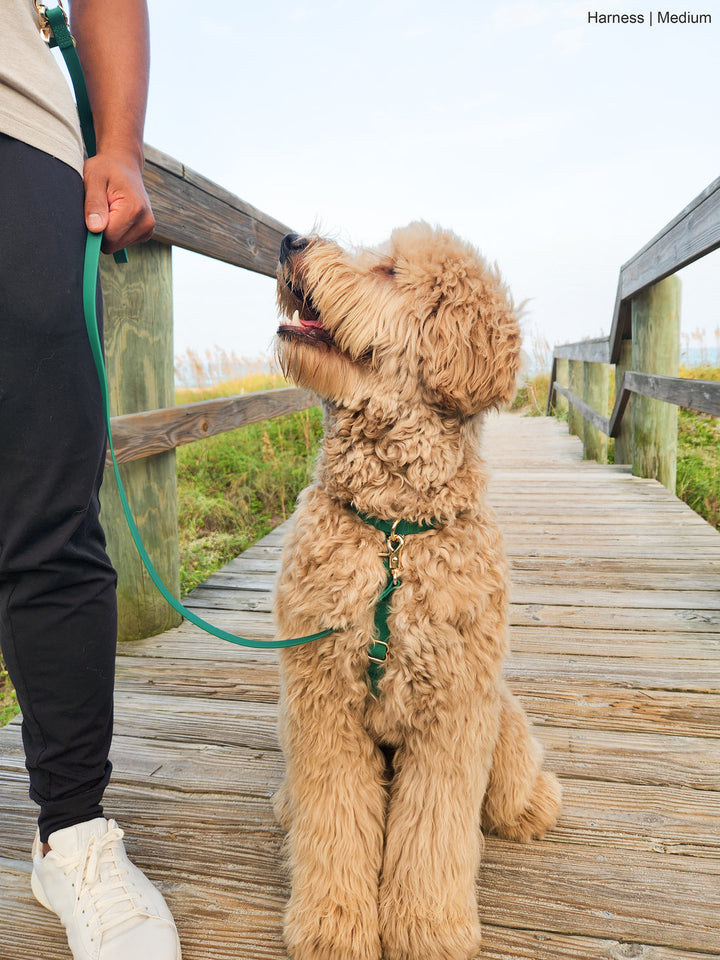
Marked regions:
[374,263,396,278]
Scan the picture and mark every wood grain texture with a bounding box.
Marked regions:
[107,387,318,465]
[632,277,680,493]
[2,411,719,959]
[609,175,720,362]
[99,241,182,639]
[549,369,720,439]
[583,361,609,462]
[142,144,292,276]
[551,337,611,364]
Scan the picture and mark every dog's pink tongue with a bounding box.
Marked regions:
[299,317,323,329]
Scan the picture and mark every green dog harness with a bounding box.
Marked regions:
[352,509,440,696]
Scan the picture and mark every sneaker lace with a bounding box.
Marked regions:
[64,826,152,939]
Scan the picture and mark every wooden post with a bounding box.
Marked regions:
[583,362,609,463]
[631,276,680,493]
[555,358,569,417]
[99,241,182,641]
[614,338,633,464]
[568,360,583,438]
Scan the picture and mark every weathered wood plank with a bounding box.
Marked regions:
[142,144,292,275]
[106,687,720,790]
[194,569,720,613]
[622,370,720,418]
[550,337,611,364]
[184,586,720,632]
[4,774,719,956]
[110,620,720,665]
[110,657,720,738]
[478,844,720,954]
[509,602,720,633]
[99,240,182,639]
[619,175,720,302]
[107,387,318,464]
[479,926,720,960]
[608,175,720,360]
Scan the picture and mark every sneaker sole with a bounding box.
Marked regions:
[30,868,53,912]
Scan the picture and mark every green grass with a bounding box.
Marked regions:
[177,406,324,594]
[676,365,720,531]
[1,665,19,727]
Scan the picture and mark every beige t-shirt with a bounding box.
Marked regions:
[0,0,84,175]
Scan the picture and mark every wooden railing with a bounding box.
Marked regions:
[100,145,316,641]
[547,176,720,491]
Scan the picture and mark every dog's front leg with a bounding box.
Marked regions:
[281,705,386,960]
[378,701,497,960]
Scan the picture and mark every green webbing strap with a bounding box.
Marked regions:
[351,511,439,539]
[45,6,95,156]
[44,3,334,652]
[352,509,440,696]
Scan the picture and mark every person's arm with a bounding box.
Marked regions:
[69,0,155,252]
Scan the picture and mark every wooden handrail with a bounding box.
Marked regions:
[101,145,315,465]
[553,373,720,438]
[107,387,318,465]
[550,337,611,364]
[608,176,720,363]
[546,177,720,496]
[143,144,292,276]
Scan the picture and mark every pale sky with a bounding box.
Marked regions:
[135,1,719,365]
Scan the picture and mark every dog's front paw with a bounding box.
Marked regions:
[484,769,562,842]
[284,897,381,960]
[380,903,481,960]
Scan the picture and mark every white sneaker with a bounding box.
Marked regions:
[31,818,181,960]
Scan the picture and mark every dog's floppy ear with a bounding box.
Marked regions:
[418,260,520,417]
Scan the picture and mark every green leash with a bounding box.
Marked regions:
[82,232,333,651]
[46,3,440,685]
[44,4,332,652]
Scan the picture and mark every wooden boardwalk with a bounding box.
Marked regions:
[1,411,719,959]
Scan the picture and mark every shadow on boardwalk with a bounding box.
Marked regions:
[1,411,719,959]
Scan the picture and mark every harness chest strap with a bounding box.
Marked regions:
[352,510,441,696]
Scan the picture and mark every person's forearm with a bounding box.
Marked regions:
[69,0,150,164]
[67,0,154,250]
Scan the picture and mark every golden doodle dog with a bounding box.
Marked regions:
[273,222,561,960]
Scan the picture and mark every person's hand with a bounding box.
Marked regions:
[83,151,155,253]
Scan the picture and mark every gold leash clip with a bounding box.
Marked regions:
[382,519,405,586]
[33,0,68,44]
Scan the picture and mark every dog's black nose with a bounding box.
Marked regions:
[280,233,310,264]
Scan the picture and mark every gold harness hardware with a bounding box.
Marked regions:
[380,518,405,586]
[33,0,69,43]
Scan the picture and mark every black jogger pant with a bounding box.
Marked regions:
[0,134,117,843]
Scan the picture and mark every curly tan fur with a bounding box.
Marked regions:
[273,223,561,960]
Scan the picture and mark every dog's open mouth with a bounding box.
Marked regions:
[277,281,335,347]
